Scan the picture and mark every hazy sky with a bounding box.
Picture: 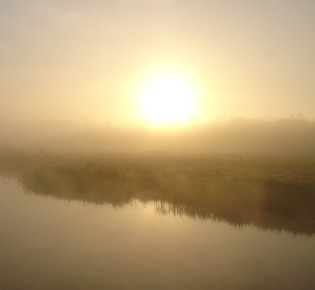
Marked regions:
[0,0,314,125]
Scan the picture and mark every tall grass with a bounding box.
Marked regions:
[0,152,315,235]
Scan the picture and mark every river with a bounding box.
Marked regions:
[0,176,314,289]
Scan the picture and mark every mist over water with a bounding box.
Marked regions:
[1,119,315,289]
[1,117,315,289]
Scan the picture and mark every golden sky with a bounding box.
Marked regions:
[0,0,314,126]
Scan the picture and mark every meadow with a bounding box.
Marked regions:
[1,152,314,235]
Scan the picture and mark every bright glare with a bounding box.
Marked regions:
[140,73,195,125]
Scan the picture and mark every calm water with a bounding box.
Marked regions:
[0,176,314,289]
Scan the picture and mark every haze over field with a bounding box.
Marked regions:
[0,118,315,154]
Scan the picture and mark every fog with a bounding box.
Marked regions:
[1,118,315,155]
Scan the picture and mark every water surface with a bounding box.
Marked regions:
[1,176,315,289]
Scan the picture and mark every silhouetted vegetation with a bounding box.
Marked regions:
[1,152,315,235]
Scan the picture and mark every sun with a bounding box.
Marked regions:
[140,73,196,125]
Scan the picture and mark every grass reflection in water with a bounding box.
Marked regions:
[1,153,315,235]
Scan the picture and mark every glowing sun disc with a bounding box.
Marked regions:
[140,73,195,125]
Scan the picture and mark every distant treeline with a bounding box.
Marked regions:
[0,153,315,235]
[1,118,315,154]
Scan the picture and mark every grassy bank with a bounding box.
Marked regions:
[1,152,315,235]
